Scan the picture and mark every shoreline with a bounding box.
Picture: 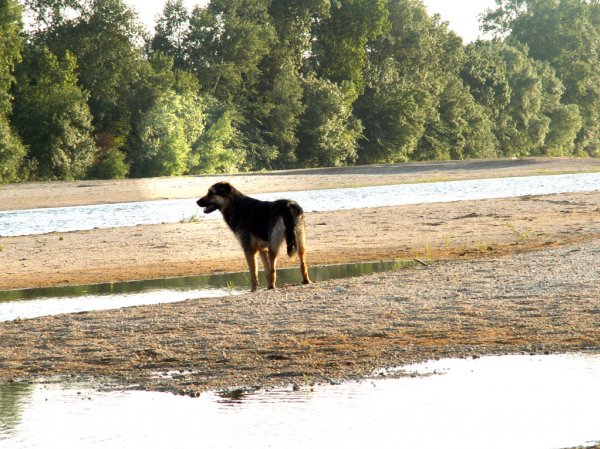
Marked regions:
[0,157,598,399]
[1,239,598,395]
[2,157,600,211]
[2,189,600,291]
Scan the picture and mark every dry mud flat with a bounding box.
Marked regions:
[0,238,598,396]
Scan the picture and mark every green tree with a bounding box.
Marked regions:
[268,0,330,68]
[416,76,497,160]
[313,0,389,96]
[20,0,83,31]
[135,89,204,177]
[151,0,190,69]
[0,115,26,183]
[461,40,562,157]
[544,104,583,156]
[296,75,362,167]
[355,71,430,163]
[87,145,130,179]
[185,0,276,101]
[12,47,96,180]
[0,0,25,183]
[265,66,305,167]
[356,0,471,163]
[1,0,23,115]
[192,109,245,174]
[252,0,329,168]
[482,0,600,154]
[28,0,155,151]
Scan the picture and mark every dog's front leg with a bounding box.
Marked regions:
[245,251,259,292]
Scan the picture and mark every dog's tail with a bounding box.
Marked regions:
[282,201,303,258]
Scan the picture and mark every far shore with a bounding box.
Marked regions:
[1,157,600,211]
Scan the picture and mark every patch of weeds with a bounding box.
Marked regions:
[444,235,452,247]
[393,259,414,270]
[505,221,534,240]
[180,213,201,224]
[415,244,432,260]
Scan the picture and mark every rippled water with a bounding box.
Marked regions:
[1,354,599,449]
[2,172,599,237]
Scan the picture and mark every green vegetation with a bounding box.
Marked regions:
[0,0,598,183]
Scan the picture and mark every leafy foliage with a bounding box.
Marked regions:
[192,109,245,174]
[0,0,23,116]
[0,114,26,183]
[135,89,204,177]
[482,0,600,154]
[0,0,25,183]
[12,46,96,180]
[296,75,363,167]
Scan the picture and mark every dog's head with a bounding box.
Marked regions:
[196,182,234,214]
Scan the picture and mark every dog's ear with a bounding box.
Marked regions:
[212,182,233,196]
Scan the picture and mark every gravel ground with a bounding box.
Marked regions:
[0,238,598,395]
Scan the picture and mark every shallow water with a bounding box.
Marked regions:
[2,172,600,236]
[1,354,599,449]
[0,260,406,321]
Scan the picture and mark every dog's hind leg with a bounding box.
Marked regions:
[245,251,259,292]
[299,244,310,285]
[259,249,275,289]
[297,226,311,285]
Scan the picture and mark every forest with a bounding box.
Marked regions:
[0,0,598,182]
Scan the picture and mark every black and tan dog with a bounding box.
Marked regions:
[197,182,311,291]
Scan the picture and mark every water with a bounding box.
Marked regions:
[0,260,406,321]
[1,354,599,449]
[2,172,599,237]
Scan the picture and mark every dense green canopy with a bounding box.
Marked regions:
[0,0,597,181]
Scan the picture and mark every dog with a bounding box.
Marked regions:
[197,182,311,291]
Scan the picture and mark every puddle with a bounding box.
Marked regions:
[0,260,408,321]
[1,354,599,449]
[2,172,600,236]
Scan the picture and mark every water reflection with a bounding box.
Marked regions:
[1,354,599,449]
[0,260,408,321]
[0,383,33,434]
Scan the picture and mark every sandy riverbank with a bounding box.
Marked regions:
[0,239,598,396]
[0,157,599,398]
[2,157,600,291]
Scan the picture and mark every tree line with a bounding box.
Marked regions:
[0,0,598,182]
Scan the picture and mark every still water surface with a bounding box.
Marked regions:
[2,172,600,236]
[0,261,406,321]
[1,354,599,449]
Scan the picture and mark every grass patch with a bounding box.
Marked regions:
[180,213,201,224]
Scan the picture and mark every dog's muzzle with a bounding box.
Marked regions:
[197,198,218,214]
